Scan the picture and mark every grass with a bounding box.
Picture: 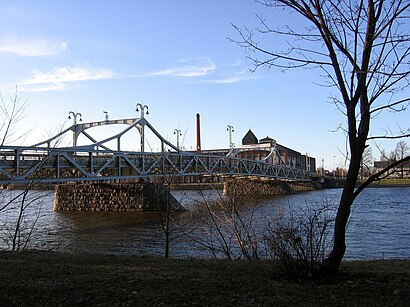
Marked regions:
[0,251,409,306]
[355,177,410,186]
[376,178,410,185]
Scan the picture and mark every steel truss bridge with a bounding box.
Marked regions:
[0,114,310,185]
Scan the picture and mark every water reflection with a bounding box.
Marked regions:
[0,187,409,259]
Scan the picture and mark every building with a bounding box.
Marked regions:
[374,160,410,178]
[242,130,259,145]
[234,129,316,172]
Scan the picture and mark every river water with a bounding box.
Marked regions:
[0,187,409,260]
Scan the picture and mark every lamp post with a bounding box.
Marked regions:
[68,111,82,147]
[174,129,182,150]
[136,103,149,152]
[136,103,149,118]
[322,158,325,176]
[68,111,82,125]
[227,125,234,150]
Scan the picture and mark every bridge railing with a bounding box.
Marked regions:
[0,145,310,184]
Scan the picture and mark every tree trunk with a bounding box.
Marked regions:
[325,154,361,271]
[165,232,170,258]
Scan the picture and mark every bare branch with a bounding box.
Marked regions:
[353,155,410,199]
[370,97,410,114]
[234,0,410,271]
[367,132,410,140]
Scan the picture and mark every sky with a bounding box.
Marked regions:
[0,1,408,170]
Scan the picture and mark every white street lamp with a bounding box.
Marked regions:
[68,111,82,147]
[136,103,149,152]
[136,103,149,118]
[174,129,182,150]
[227,125,234,150]
[68,111,82,125]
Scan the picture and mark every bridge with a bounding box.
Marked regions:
[0,109,311,185]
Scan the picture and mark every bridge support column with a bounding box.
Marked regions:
[223,181,228,196]
[53,182,185,212]
[14,150,20,176]
[223,178,317,197]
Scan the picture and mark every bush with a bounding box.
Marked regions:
[264,203,335,279]
[191,190,265,260]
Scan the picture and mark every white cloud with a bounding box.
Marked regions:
[227,58,243,68]
[20,65,113,92]
[144,58,255,84]
[207,71,256,84]
[24,66,113,84]
[149,60,216,77]
[20,83,67,92]
[0,38,68,57]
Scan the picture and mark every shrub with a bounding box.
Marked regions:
[264,203,335,279]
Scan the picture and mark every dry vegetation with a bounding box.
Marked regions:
[0,251,408,306]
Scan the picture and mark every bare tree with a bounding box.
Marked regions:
[0,89,38,251]
[188,188,266,260]
[360,146,373,179]
[0,88,27,147]
[379,149,388,161]
[0,89,54,251]
[233,0,410,272]
[150,169,193,258]
[388,149,397,161]
[1,185,46,251]
[395,141,409,178]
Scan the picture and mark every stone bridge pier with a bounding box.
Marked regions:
[53,182,185,212]
[223,178,317,197]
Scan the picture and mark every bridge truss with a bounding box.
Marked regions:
[0,115,311,185]
[0,146,310,184]
[32,117,178,152]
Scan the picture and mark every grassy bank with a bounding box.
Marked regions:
[369,178,410,186]
[325,177,410,188]
[0,251,409,306]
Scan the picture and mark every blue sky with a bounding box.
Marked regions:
[0,1,407,170]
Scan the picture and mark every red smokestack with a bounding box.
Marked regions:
[196,113,201,152]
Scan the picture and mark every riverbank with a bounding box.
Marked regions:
[362,178,410,188]
[323,177,410,189]
[0,251,408,306]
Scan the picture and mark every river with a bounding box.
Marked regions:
[0,187,409,260]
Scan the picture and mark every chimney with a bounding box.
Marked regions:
[196,113,201,152]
